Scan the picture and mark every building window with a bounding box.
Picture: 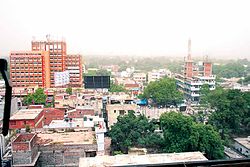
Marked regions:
[10,121,16,125]
[119,110,125,115]
[114,110,116,113]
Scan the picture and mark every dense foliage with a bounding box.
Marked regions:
[206,88,250,134]
[85,55,183,73]
[110,111,224,159]
[213,59,250,79]
[160,112,224,159]
[66,87,72,95]
[23,88,47,105]
[85,69,111,76]
[237,75,250,85]
[142,77,183,105]
[109,82,127,93]
[109,111,164,153]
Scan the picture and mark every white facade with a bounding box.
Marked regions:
[83,115,106,153]
[176,74,216,102]
[148,69,172,83]
[133,73,147,84]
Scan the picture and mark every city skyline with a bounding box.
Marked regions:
[1,0,250,59]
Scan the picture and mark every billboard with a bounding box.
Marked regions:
[54,71,70,87]
[84,76,110,89]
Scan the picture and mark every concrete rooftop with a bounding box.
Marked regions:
[79,151,208,167]
[234,137,250,149]
[10,109,43,120]
[37,131,95,145]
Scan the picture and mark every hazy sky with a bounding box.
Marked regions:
[0,0,250,59]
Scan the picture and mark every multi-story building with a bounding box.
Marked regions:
[133,73,147,84]
[31,37,67,87]
[147,69,172,83]
[10,51,51,88]
[10,36,83,88]
[66,54,83,87]
[175,39,215,102]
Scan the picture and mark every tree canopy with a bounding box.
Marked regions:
[66,87,72,95]
[85,69,111,76]
[207,88,250,134]
[23,88,47,105]
[213,60,249,79]
[160,112,224,159]
[109,82,127,93]
[109,111,164,154]
[142,77,183,105]
[109,111,224,159]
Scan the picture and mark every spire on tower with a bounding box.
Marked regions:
[187,38,191,61]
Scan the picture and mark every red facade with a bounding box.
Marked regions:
[68,108,95,119]
[43,108,65,125]
[9,110,44,129]
[203,62,212,77]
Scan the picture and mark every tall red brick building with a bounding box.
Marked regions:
[66,54,83,87]
[10,36,83,88]
[10,51,51,88]
[31,37,67,87]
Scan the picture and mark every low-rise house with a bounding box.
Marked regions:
[9,109,44,130]
[68,106,95,119]
[37,131,97,166]
[106,103,137,128]
[43,108,65,126]
[12,133,40,166]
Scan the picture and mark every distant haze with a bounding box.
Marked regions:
[0,0,250,59]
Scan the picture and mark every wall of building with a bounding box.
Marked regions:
[12,151,33,165]
[32,40,67,87]
[38,144,97,166]
[12,133,38,166]
[9,111,44,129]
[68,108,95,119]
[66,54,83,88]
[10,51,50,87]
[43,108,65,125]
[234,142,250,157]
[106,104,137,128]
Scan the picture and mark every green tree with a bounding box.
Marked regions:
[25,125,31,133]
[66,87,72,95]
[109,111,163,154]
[23,88,46,105]
[96,69,111,76]
[109,82,127,93]
[208,89,248,133]
[199,84,210,106]
[160,112,224,160]
[85,69,111,76]
[85,70,97,76]
[33,88,47,104]
[238,75,250,85]
[143,77,183,105]
[23,94,33,105]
